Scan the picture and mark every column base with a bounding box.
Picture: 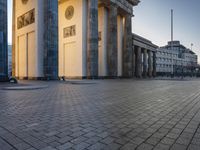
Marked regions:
[15,76,59,80]
[142,72,147,78]
[0,76,9,82]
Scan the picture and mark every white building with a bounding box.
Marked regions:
[156,41,198,76]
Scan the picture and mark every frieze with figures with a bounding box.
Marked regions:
[17,9,35,29]
[63,25,76,38]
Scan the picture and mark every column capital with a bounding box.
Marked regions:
[109,3,118,12]
[109,1,118,8]
[124,12,134,17]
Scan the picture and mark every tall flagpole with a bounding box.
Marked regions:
[171,9,174,77]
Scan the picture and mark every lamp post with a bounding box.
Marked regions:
[171,9,174,78]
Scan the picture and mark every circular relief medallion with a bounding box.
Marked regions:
[22,0,28,4]
[65,6,74,20]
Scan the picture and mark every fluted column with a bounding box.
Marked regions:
[12,0,16,77]
[123,14,132,77]
[148,51,153,77]
[87,0,98,78]
[132,46,136,77]
[136,47,142,78]
[107,4,118,77]
[43,0,58,80]
[143,49,147,78]
[0,0,8,81]
[153,51,156,77]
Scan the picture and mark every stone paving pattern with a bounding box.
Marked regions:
[1,79,200,150]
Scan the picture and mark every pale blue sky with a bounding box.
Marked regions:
[7,0,200,61]
[132,0,200,61]
[7,0,12,45]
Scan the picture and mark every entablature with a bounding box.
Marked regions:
[133,33,158,52]
[99,0,140,14]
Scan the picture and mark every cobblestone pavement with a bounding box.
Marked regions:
[1,79,200,150]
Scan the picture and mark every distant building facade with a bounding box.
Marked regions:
[156,41,198,76]
[8,45,12,76]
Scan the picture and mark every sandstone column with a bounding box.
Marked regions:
[153,51,156,77]
[43,0,58,80]
[12,0,16,77]
[148,51,153,77]
[132,46,136,77]
[123,14,132,78]
[87,0,98,79]
[107,4,118,77]
[136,47,142,78]
[0,0,8,81]
[143,49,147,78]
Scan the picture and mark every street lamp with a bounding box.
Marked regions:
[171,9,174,78]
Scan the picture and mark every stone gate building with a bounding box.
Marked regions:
[0,0,157,80]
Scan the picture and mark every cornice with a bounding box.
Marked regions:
[127,0,140,6]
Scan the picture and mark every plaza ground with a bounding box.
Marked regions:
[1,79,200,150]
